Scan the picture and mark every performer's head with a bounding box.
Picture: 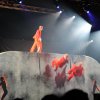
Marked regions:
[0,76,4,81]
[75,62,82,66]
[39,25,43,31]
[64,54,69,60]
[79,62,83,66]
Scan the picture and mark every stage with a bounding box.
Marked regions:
[0,51,100,100]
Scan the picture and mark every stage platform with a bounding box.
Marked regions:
[0,51,100,100]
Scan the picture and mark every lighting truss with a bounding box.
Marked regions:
[0,1,57,14]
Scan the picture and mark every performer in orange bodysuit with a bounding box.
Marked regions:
[30,25,43,53]
[67,62,84,81]
[51,54,69,71]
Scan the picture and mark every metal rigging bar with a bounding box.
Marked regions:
[0,1,56,14]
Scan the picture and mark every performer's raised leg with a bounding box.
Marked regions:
[30,42,37,53]
[37,41,42,53]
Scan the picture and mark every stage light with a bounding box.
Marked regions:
[72,16,75,19]
[57,6,60,9]
[86,11,95,26]
[59,10,62,13]
[19,1,22,4]
[79,22,92,34]
[90,40,93,43]
[64,16,76,26]
[87,11,89,13]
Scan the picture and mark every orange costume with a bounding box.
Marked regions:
[67,63,84,81]
[51,54,69,71]
[30,26,43,53]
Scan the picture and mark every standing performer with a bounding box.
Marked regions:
[92,79,100,93]
[30,25,43,53]
[90,76,100,94]
[0,76,8,100]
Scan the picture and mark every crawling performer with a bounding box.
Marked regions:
[51,54,69,71]
[0,76,8,100]
[30,25,43,53]
[67,62,84,81]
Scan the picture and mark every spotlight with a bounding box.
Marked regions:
[19,1,22,4]
[57,6,60,9]
[87,11,89,13]
[72,16,75,19]
[90,40,93,43]
[59,10,62,13]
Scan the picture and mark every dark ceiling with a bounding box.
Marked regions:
[0,0,100,34]
[0,0,100,40]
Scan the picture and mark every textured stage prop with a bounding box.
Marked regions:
[0,51,100,100]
